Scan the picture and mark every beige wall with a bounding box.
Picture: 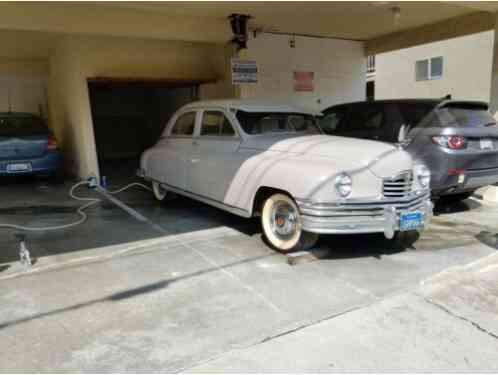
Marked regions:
[239,33,366,111]
[375,31,495,102]
[0,58,49,116]
[48,34,233,179]
[488,19,498,118]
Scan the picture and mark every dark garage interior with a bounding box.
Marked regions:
[88,79,199,183]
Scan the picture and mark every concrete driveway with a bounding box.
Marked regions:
[0,177,497,371]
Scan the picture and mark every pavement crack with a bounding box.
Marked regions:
[423,297,498,340]
[178,302,374,373]
[259,304,364,343]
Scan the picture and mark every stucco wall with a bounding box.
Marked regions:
[239,33,366,111]
[375,31,494,101]
[0,55,49,117]
[48,35,233,179]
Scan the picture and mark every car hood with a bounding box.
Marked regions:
[240,134,412,178]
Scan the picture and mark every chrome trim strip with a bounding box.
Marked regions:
[301,199,433,236]
[296,191,430,216]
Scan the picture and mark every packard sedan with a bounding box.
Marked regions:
[139,100,433,252]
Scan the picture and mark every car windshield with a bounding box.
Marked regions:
[235,111,320,135]
[419,104,496,128]
[0,116,48,137]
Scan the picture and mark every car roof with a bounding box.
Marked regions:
[325,98,488,110]
[181,99,320,115]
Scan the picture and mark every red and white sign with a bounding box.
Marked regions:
[293,71,314,92]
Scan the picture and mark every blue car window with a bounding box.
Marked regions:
[0,117,47,137]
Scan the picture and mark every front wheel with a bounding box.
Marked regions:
[152,181,168,201]
[261,193,319,253]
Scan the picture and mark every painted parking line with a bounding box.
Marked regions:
[97,188,283,314]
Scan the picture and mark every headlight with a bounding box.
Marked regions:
[334,173,352,197]
[415,164,431,188]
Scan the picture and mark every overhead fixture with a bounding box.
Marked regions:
[392,6,401,26]
[229,14,251,51]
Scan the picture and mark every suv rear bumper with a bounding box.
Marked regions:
[432,166,498,195]
[296,192,433,239]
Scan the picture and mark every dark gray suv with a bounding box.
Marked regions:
[320,99,498,202]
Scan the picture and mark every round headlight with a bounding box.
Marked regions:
[334,173,352,197]
[415,164,431,188]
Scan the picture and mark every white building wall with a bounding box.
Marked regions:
[375,31,495,102]
[239,33,366,111]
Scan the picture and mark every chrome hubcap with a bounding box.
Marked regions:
[270,201,298,239]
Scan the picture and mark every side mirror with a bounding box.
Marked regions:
[398,124,411,145]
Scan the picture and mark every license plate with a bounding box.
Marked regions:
[399,211,423,231]
[7,163,31,172]
[480,139,493,150]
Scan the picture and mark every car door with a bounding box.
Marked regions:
[187,109,243,202]
[147,110,197,190]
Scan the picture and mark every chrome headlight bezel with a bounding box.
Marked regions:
[415,164,431,188]
[334,172,352,197]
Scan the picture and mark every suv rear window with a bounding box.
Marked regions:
[421,105,496,128]
[0,116,48,137]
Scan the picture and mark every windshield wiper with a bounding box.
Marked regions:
[484,122,496,127]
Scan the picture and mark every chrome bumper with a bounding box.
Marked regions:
[297,192,433,239]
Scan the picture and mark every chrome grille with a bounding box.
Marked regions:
[382,171,413,199]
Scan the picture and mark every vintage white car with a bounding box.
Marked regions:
[139,100,433,252]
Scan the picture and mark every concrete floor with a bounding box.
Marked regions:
[0,176,497,371]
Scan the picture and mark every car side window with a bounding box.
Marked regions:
[201,111,236,137]
[170,112,196,136]
[320,109,346,134]
[346,104,385,132]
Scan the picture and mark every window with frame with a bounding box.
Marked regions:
[415,56,443,81]
[200,111,235,137]
[170,112,196,136]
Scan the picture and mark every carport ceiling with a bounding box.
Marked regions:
[106,1,498,41]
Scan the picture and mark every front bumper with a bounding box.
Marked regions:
[297,191,433,239]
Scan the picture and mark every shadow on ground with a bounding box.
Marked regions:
[433,197,482,216]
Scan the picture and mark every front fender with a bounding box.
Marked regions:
[223,152,382,214]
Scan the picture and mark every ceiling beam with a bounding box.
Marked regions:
[0,2,230,43]
[365,11,496,56]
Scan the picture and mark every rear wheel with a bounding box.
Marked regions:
[261,193,319,253]
[152,181,168,201]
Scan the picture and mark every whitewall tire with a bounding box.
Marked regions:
[261,193,319,253]
[152,181,168,201]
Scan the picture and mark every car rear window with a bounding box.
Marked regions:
[0,116,48,137]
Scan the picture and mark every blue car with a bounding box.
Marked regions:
[0,112,62,178]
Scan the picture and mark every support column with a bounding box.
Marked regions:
[486,12,498,203]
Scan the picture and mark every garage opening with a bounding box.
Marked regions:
[88,78,202,184]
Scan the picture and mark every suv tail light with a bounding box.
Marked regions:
[431,135,467,150]
[46,135,59,151]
